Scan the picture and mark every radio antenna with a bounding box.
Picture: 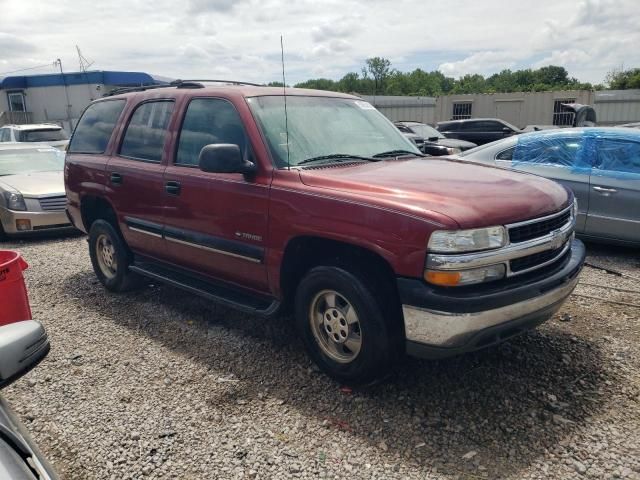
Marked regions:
[280,35,291,170]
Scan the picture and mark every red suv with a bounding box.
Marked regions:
[64,81,585,384]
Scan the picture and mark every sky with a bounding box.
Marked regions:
[0,0,638,86]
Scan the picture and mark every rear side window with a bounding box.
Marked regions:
[68,100,126,153]
[120,101,174,162]
[596,138,640,174]
[463,121,500,132]
[175,98,248,166]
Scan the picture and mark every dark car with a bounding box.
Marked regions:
[437,118,522,146]
[0,320,58,480]
[395,121,477,155]
[65,81,584,384]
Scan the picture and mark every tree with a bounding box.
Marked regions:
[365,57,391,94]
[606,67,640,89]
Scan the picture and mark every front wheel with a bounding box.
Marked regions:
[295,265,401,385]
[88,219,140,292]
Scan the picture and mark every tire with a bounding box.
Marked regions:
[295,265,402,385]
[88,219,141,292]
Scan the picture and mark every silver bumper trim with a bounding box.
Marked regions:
[403,273,579,348]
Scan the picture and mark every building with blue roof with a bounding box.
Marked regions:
[0,70,167,131]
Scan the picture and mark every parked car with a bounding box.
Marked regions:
[395,121,477,155]
[437,118,522,146]
[0,320,58,480]
[65,82,585,384]
[0,144,74,239]
[458,127,640,246]
[0,124,69,150]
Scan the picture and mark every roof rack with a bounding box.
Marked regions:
[103,79,263,97]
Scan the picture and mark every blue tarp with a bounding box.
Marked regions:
[512,128,640,176]
[0,71,166,90]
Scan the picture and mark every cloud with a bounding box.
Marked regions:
[187,0,241,13]
[438,51,520,78]
[0,32,36,59]
[0,0,638,85]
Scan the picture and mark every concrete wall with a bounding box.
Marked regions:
[365,90,640,127]
[593,89,640,125]
[360,95,437,123]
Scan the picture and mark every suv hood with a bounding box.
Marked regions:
[0,171,64,197]
[299,158,570,229]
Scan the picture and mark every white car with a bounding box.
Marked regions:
[0,124,69,150]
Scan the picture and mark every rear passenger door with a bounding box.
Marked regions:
[162,97,270,292]
[586,137,640,243]
[501,135,591,232]
[105,100,174,259]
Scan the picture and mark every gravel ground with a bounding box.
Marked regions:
[3,234,640,479]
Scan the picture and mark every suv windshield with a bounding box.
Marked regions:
[407,123,444,139]
[247,96,420,167]
[18,128,69,142]
[0,148,64,176]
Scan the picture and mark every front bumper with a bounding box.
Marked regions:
[0,207,73,235]
[399,239,585,359]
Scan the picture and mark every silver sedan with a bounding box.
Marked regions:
[0,144,74,239]
[458,127,640,246]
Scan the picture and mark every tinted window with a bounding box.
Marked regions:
[68,100,126,153]
[176,98,248,166]
[438,123,458,132]
[496,147,515,160]
[20,128,69,142]
[463,121,501,132]
[0,129,9,142]
[120,101,174,162]
[596,138,640,174]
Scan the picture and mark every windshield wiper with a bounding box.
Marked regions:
[372,149,424,158]
[297,154,379,166]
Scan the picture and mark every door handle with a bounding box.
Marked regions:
[110,172,123,185]
[165,181,181,195]
[593,186,617,194]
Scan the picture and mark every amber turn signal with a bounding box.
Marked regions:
[424,270,461,286]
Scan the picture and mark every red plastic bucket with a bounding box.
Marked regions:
[0,251,32,326]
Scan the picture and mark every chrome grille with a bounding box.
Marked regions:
[510,242,569,273]
[508,208,572,243]
[38,195,67,212]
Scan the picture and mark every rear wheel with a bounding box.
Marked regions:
[88,219,141,292]
[295,265,401,385]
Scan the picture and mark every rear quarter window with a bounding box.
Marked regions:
[68,100,126,154]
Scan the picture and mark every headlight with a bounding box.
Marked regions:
[572,198,578,218]
[428,226,507,253]
[445,147,461,155]
[425,264,506,287]
[3,192,27,211]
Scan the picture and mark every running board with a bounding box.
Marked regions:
[130,258,280,317]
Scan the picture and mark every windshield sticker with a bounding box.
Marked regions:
[354,101,375,110]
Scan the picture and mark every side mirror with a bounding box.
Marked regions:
[427,136,439,142]
[0,320,50,389]
[198,144,257,176]
[502,127,512,134]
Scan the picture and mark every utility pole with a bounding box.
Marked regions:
[76,45,95,101]
[56,58,73,124]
